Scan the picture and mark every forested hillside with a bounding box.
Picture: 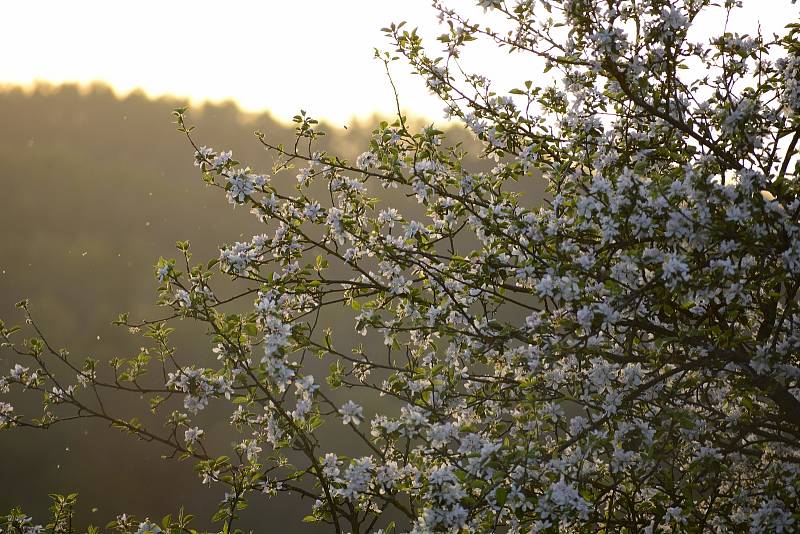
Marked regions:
[0,83,484,530]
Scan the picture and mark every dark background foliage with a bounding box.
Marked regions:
[0,83,487,531]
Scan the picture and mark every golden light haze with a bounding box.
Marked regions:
[1,1,797,124]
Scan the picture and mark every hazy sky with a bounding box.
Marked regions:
[2,1,797,124]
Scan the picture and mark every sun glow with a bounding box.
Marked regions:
[1,1,796,124]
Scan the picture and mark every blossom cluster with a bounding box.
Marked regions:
[2,1,800,533]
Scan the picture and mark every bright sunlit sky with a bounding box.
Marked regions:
[1,1,798,124]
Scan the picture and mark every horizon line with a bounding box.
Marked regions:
[0,79,453,129]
